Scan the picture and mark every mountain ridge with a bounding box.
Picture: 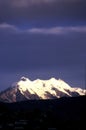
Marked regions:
[0,77,85,103]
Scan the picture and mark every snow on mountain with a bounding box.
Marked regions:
[0,77,85,103]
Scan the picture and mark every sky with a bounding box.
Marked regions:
[0,0,86,91]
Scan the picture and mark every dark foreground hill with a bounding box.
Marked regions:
[0,96,86,130]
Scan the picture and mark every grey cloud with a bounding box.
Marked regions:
[0,22,86,90]
[11,0,57,7]
[28,26,86,34]
[0,23,19,33]
[0,0,86,23]
[1,23,86,35]
[0,24,86,71]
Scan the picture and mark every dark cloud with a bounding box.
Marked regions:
[0,0,86,24]
[0,24,86,72]
[0,24,86,90]
[0,0,86,90]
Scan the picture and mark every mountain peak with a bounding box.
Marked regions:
[0,77,86,103]
[49,77,57,81]
[20,76,30,82]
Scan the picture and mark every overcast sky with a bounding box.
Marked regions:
[0,0,86,91]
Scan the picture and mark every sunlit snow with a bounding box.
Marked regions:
[16,77,86,99]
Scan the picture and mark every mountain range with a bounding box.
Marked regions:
[0,77,85,103]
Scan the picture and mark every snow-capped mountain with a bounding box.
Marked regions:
[0,77,85,103]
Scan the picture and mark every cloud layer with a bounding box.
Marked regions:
[0,23,86,35]
[0,0,86,24]
[28,26,86,34]
[0,23,86,71]
[0,0,86,90]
